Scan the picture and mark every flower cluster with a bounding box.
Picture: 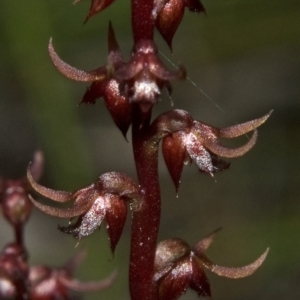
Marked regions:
[0,243,115,300]
[0,152,117,299]
[49,22,185,122]
[1,0,273,298]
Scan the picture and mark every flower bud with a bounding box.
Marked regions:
[1,179,32,227]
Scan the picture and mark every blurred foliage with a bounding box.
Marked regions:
[0,0,300,299]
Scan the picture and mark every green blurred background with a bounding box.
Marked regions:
[0,0,300,299]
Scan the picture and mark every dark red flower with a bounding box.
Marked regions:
[154,229,269,300]
[29,251,116,300]
[49,22,132,138]
[162,110,272,192]
[115,39,185,110]
[0,243,28,299]
[27,167,140,254]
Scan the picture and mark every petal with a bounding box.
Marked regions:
[107,21,124,68]
[60,270,117,292]
[149,109,193,140]
[48,38,106,82]
[154,238,191,282]
[156,0,185,50]
[81,80,107,104]
[192,227,222,254]
[27,165,73,202]
[190,258,211,297]
[158,258,192,300]
[115,57,144,81]
[149,55,186,80]
[96,172,140,200]
[185,133,214,175]
[218,110,273,138]
[162,132,186,193]
[105,194,127,254]
[155,238,191,273]
[196,248,269,279]
[204,130,258,158]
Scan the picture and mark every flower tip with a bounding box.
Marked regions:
[30,150,44,182]
[26,162,35,183]
[204,247,269,279]
[83,15,90,25]
[256,247,270,266]
[27,164,74,203]
[264,109,273,121]
[193,227,222,254]
[83,10,94,25]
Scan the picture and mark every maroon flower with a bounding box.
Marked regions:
[48,22,132,138]
[0,243,28,299]
[29,251,116,300]
[162,110,273,192]
[115,39,186,110]
[27,167,140,253]
[154,229,269,300]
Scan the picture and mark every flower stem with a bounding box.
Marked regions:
[131,0,155,42]
[129,104,159,300]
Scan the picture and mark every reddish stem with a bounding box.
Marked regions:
[15,225,24,246]
[129,104,159,300]
[131,0,155,42]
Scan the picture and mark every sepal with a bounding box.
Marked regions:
[156,0,185,50]
[162,132,186,193]
[74,0,117,23]
[154,0,206,49]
